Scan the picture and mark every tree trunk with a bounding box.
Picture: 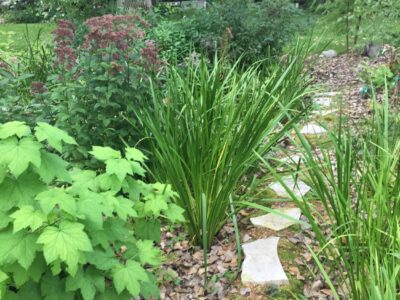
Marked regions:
[353,15,362,45]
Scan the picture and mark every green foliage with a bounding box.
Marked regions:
[0,121,183,299]
[178,0,304,64]
[138,43,311,246]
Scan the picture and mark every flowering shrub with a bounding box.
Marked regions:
[0,121,184,300]
[50,15,160,160]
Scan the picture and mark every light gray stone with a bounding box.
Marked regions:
[280,154,303,165]
[321,49,337,58]
[315,91,338,97]
[250,207,301,231]
[300,123,327,135]
[241,237,289,285]
[314,97,332,107]
[269,176,311,198]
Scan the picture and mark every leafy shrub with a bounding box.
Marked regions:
[0,121,184,299]
[180,0,303,64]
[138,44,311,246]
[49,16,160,160]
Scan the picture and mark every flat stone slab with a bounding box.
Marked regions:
[300,123,327,135]
[241,237,289,285]
[269,176,311,198]
[314,97,332,107]
[250,207,301,231]
[280,154,303,165]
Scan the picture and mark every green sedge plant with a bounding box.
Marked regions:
[0,121,184,300]
[264,88,400,299]
[138,43,312,247]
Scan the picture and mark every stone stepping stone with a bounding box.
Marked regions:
[315,91,338,97]
[269,176,311,198]
[250,207,301,231]
[314,97,332,107]
[241,237,289,285]
[300,123,327,135]
[280,154,303,165]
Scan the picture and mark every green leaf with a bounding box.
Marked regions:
[164,203,185,222]
[0,165,6,184]
[112,260,149,296]
[86,248,119,271]
[0,121,31,139]
[0,270,8,283]
[0,211,12,229]
[10,205,46,232]
[0,229,40,269]
[133,219,161,243]
[66,267,105,300]
[144,194,168,216]
[114,197,137,221]
[35,151,71,184]
[77,195,105,229]
[89,146,121,161]
[140,272,160,300]
[96,173,123,192]
[137,240,161,266]
[125,147,147,162]
[37,221,92,272]
[35,122,77,152]
[36,188,77,215]
[130,161,146,176]
[0,137,42,177]
[105,159,132,182]
[40,273,74,300]
[0,172,45,212]
[69,169,99,195]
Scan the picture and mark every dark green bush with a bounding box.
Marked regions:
[179,0,304,64]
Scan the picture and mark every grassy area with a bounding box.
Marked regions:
[0,23,55,59]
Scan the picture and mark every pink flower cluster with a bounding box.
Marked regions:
[53,20,76,69]
[83,14,149,52]
[30,81,47,95]
[141,40,160,69]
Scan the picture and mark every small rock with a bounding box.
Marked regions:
[314,97,332,107]
[240,287,251,296]
[321,49,337,58]
[242,234,252,242]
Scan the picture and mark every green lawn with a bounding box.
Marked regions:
[0,23,55,59]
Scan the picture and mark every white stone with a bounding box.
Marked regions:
[250,207,301,231]
[314,97,332,107]
[241,237,289,285]
[321,49,337,58]
[269,176,311,198]
[315,91,338,97]
[300,123,327,135]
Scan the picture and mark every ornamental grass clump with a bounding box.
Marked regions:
[266,89,400,299]
[139,45,311,246]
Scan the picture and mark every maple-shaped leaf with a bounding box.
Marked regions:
[69,169,99,195]
[0,137,42,177]
[0,121,31,139]
[86,248,119,271]
[140,272,160,300]
[0,211,12,229]
[105,158,133,181]
[0,270,8,283]
[89,146,121,161]
[10,205,46,232]
[96,173,123,192]
[130,161,146,176]
[35,122,77,152]
[37,221,92,272]
[164,203,185,222]
[125,147,147,163]
[137,240,162,266]
[112,260,149,296]
[0,165,5,184]
[114,197,137,221]
[143,194,168,216]
[134,219,161,243]
[0,172,46,211]
[0,229,40,269]
[123,178,149,201]
[66,267,105,300]
[36,188,77,215]
[35,151,71,184]
[77,194,105,229]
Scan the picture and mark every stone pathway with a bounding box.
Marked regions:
[241,89,341,287]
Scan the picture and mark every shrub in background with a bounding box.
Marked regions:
[180,0,304,65]
[49,16,160,160]
[0,121,184,300]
